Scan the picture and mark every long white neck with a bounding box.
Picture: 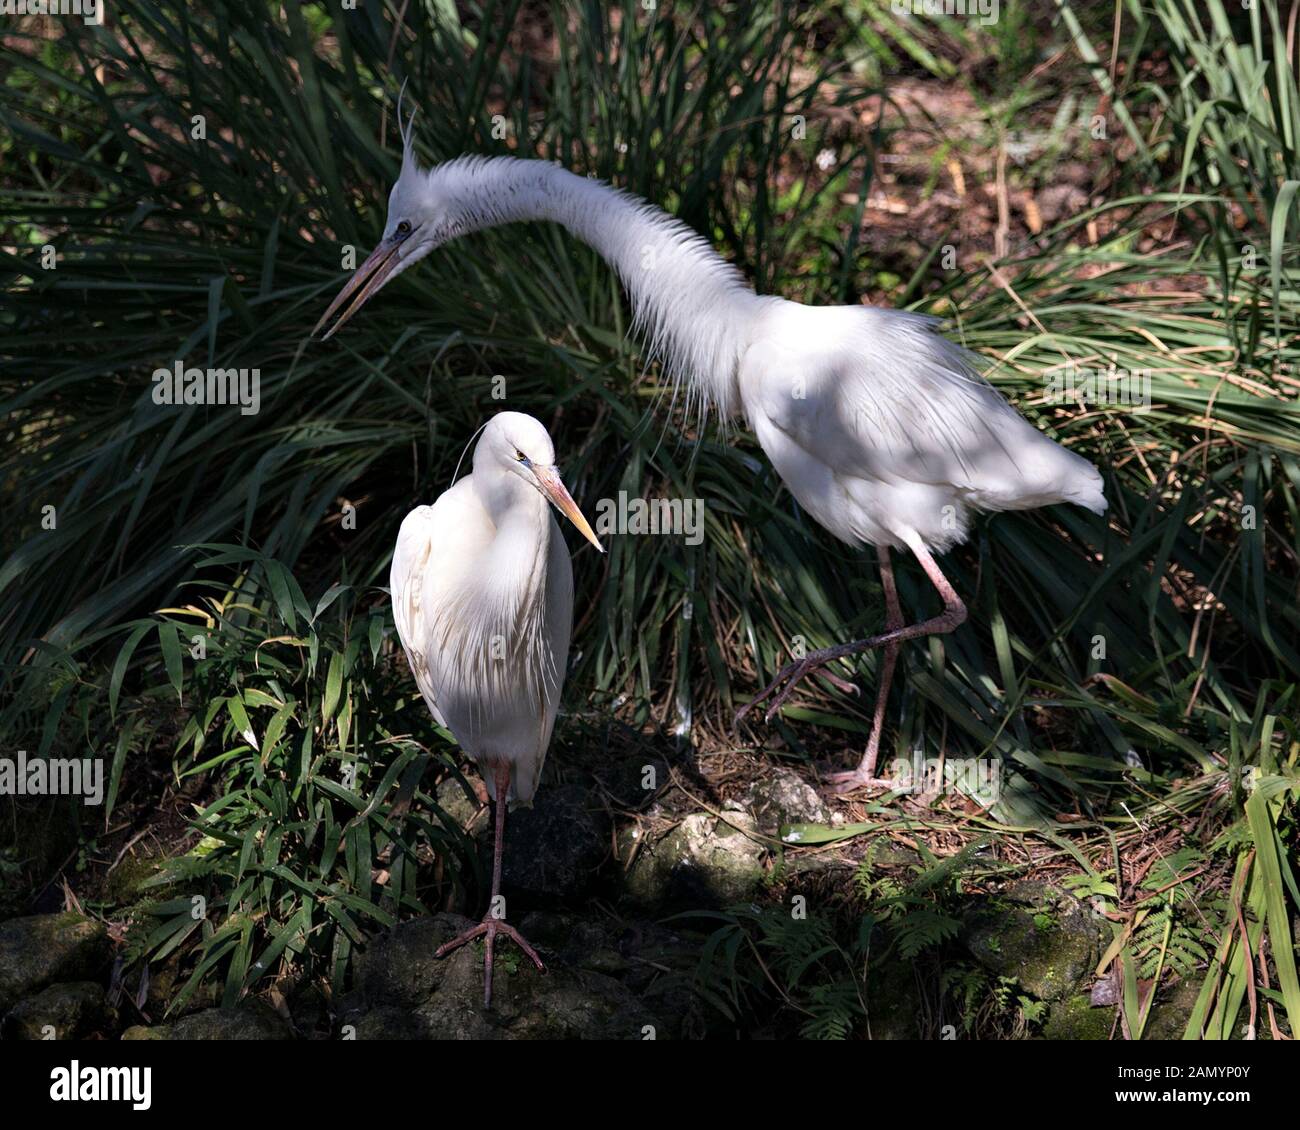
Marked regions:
[430,156,765,419]
[449,464,553,698]
[472,463,550,616]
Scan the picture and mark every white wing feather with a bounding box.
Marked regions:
[390,481,572,806]
[741,303,1105,551]
[390,483,493,729]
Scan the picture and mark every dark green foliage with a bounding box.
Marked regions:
[29,548,467,1006]
[2,0,1298,1036]
[689,838,1011,1038]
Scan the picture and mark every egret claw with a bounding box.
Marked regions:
[735,654,862,729]
[822,769,897,796]
[436,916,546,1009]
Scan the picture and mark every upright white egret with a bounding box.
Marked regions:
[320,142,1106,793]
[389,410,603,1006]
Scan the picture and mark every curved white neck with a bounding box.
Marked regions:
[463,463,552,661]
[473,464,549,588]
[431,157,764,419]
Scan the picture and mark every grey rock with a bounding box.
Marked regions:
[341,913,662,1039]
[3,981,106,1040]
[341,1004,422,1040]
[744,768,830,836]
[623,810,767,907]
[123,1001,291,1040]
[500,783,609,901]
[518,911,629,976]
[350,915,453,1010]
[513,911,702,1034]
[0,912,111,1013]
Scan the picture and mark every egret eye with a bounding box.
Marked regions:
[396,220,412,236]
[515,449,527,462]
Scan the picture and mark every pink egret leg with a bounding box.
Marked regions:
[435,762,545,1008]
[735,541,966,744]
[825,547,903,793]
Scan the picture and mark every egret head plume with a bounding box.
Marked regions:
[313,98,454,340]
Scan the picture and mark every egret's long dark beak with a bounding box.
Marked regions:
[313,232,409,340]
[532,465,604,553]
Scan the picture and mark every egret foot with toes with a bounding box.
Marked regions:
[735,653,861,726]
[740,544,966,725]
[324,149,1108,846]
[822,768,899,795]
[432,763,551,1008]
[389,416,600,1012]
[735,656,861,726]
[436,917,546,1009]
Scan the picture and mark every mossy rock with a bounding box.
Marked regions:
[516,910,702,1031]
[499,783,610,902]
[867,959,926,1039]
[104,856,170,905]
[414,949,659,1039]
[0,912,111,1013]
[1043,992,1113,1040]
[621,810,767,908]
[964,887,1105,1002]
[1143,978,1203,1040]
[348,915,452,1011]
[124,1001,291,1040]
[121,1024,169,1041]
[339,913,664,1040]
[3,981,107,1040]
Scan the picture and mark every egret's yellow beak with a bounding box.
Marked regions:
[532,465,604,553]
[313,231,409,340]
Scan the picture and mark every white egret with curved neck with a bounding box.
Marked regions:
[390,411,603,1006]
[323,135,1106,792]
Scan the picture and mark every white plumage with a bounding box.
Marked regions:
[740,302,1106,554]
[320,142,1106,792]
[391,468,570,806]
[388,411,601,1004]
